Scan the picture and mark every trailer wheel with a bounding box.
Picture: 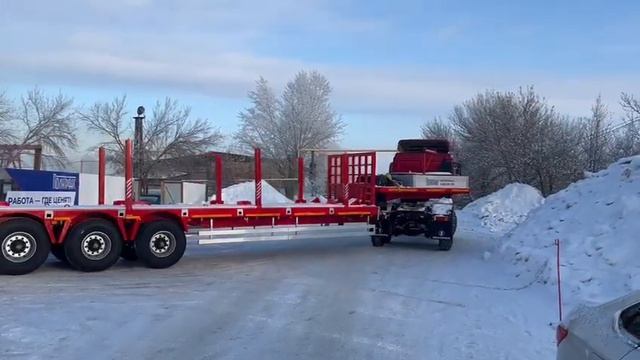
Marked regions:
[120,243,138,261]
[451,211,458,235]
[0,218,51,275]
[135,220,186,269]
[64,219,122,272]
[50,245,68,263]
[438,237,453,251]
[371,234,387,247]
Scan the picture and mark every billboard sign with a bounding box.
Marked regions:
[6,191,76,207]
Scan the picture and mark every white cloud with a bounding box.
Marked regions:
[1,45,636,118]
[0,0,638,119]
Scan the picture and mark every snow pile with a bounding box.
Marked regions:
[459,183,544,234]
[502,156,640,308]
[214,180,293,204]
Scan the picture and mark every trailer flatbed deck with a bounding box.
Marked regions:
[0,141,378,275]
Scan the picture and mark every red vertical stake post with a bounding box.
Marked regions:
[124,139,134,212]
[341,153,349,206]
[215,155,223,204]
[98,146,106,205]
[327,156,333,201]
[370,153,377,205]
[254,148,262,207]
[556,239,563,322]
[296,156,305,203]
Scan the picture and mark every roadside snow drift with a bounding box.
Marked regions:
[214,180,293,204]
[459,183,544,234]
[502,156,640,308]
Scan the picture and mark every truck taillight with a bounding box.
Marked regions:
[556,325,568,346]
[434,215,449,222]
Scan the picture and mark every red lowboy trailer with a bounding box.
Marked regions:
[0,140,379,275]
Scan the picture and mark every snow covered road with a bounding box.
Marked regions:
[0,228,557,359]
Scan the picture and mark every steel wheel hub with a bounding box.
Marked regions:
[149,231,175,258]
[81,231,111,260]
[2,232,36,263]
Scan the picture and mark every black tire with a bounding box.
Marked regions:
[451,211,458,235]
[0,218,51,275]
[371,235,386,247]
[383,236,392,244]
[51,245,68,263]
[135,220,186,269]
[121,243,138,261]
[438,237,453,251]
[64,219,122,272]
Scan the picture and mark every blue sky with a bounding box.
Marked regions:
[1,0,640,155]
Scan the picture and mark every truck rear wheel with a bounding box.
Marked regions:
[135,220,186,269]
[451,211,458,235]
[64,219,122,272]
[371,234,388,247]
[0,218,51,275]
[438,237,453,251]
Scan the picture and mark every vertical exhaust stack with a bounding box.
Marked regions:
[296,157,306,203]
[98,147,106,205]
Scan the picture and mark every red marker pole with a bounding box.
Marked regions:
[124,139,134,211]
[98,147,106,205]
[341,153,349,206]
[556,239,563,322]
[254,148,262,207]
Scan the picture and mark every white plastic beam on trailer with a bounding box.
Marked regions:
[391,174,469,188]
[197,223,374,245]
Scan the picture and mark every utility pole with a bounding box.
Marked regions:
[133,106,145,196]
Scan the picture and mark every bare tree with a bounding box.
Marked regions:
[0,88,77,168]
[0,91,14,144]
[613,92,640,158]
[236,71,344,195]
[78,96,223,188]
[612,117,640,159]
[579,95,612,172]
[450,87,583,196]
[621,92,640,116]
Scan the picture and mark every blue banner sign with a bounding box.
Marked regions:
[5,168,79,205]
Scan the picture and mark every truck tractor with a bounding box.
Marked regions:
[371,139,469,250]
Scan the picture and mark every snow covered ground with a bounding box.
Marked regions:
[14,167,640,359]
[0,228,558,359]
[458,183,544,234]
[501,156,640,311]
[213,180,293,204]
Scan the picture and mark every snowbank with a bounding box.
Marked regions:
[213,180,293,204]
[502,156,640,309]
[459,183,544,234]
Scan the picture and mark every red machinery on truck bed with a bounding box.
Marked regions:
[370,139,469,249]
[0,138,468,275]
